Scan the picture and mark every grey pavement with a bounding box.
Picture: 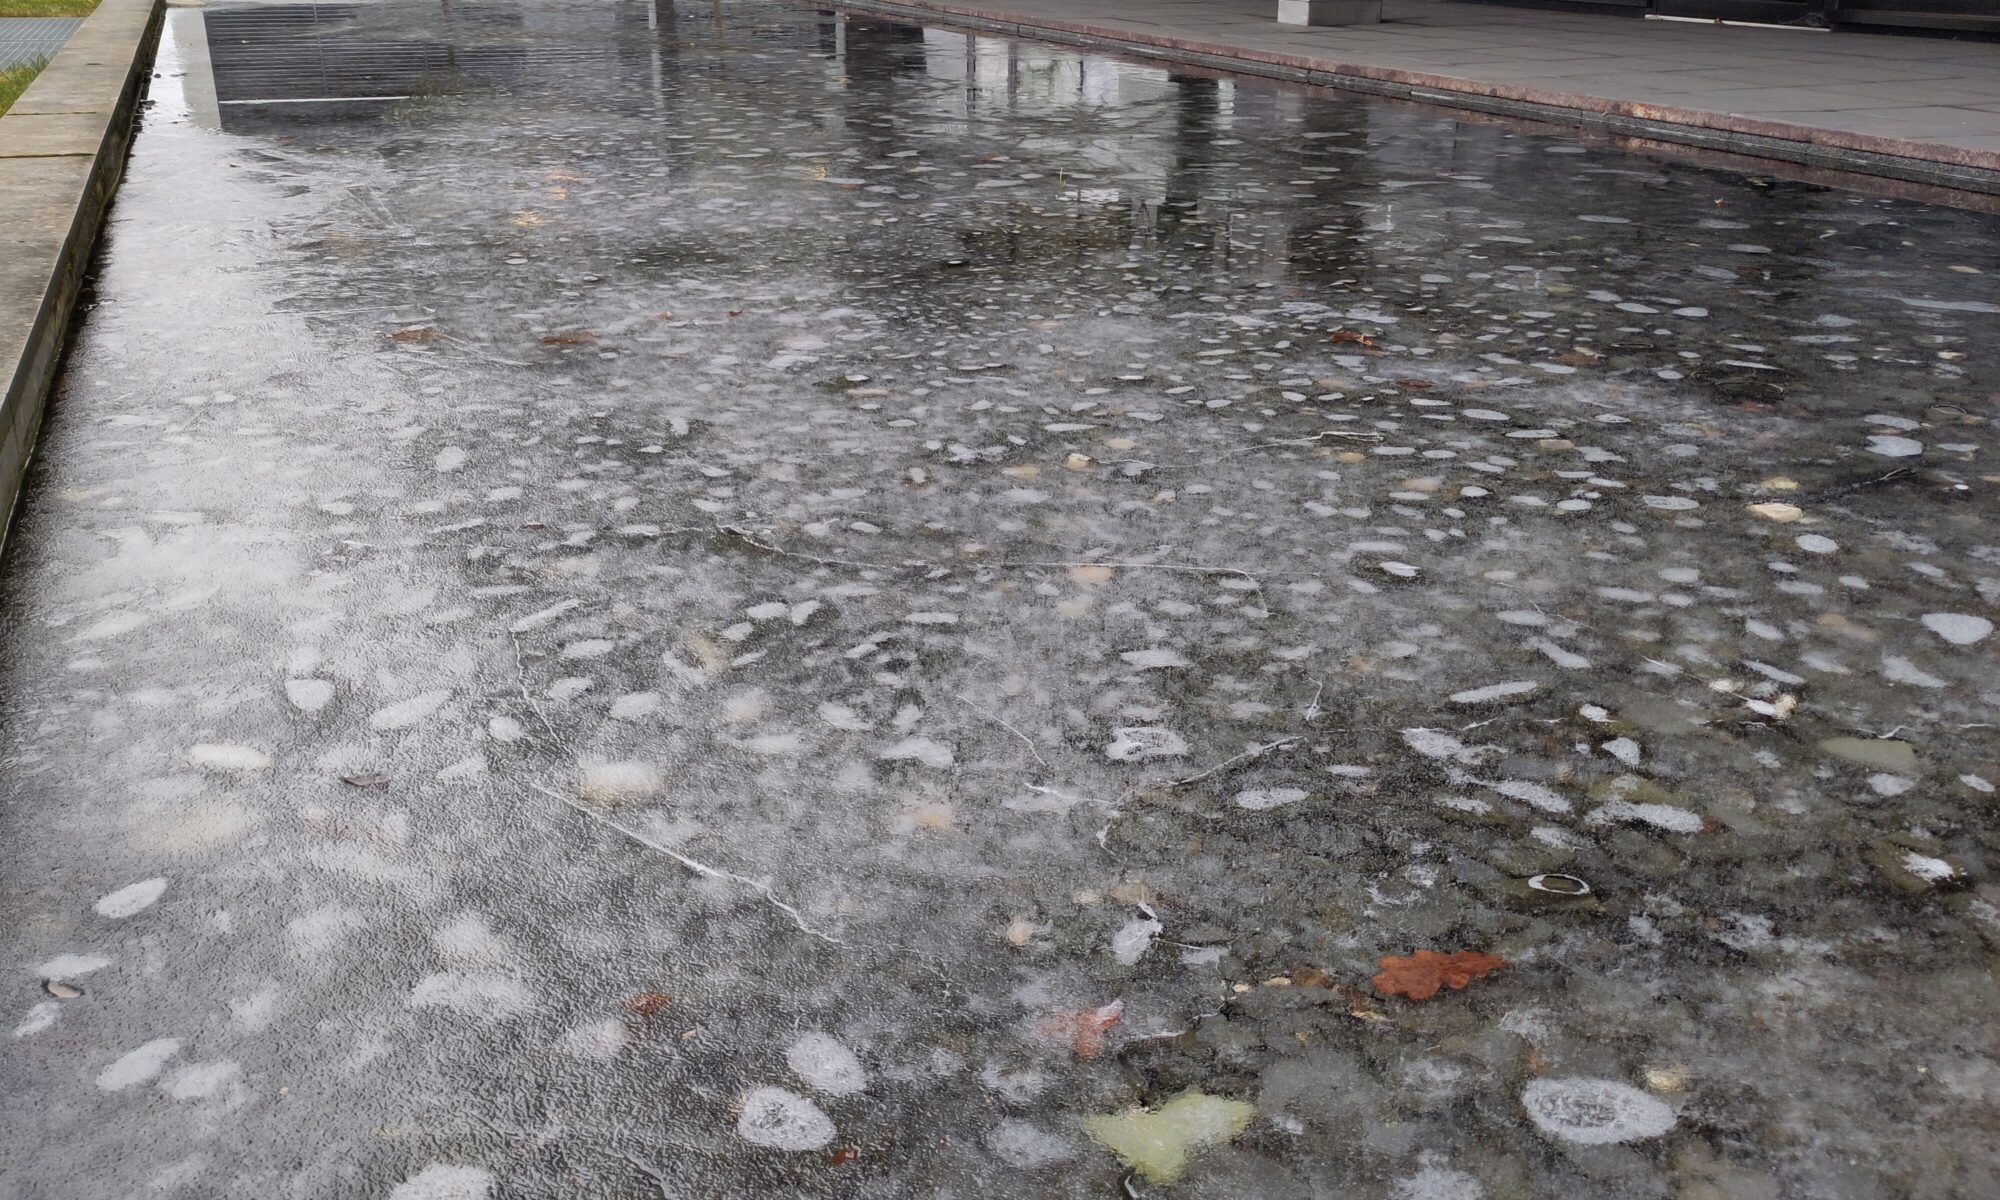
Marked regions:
[1,2,1998,1198]
[847,0,2000,164]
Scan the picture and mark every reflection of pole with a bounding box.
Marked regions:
[649,0,664,114]
[440,0,456,77]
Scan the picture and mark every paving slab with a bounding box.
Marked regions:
[827,0,2000,193]
[0,0,162,549]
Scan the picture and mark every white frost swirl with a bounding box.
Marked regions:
[1521,1077,1676,1145]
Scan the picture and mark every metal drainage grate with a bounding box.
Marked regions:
[0,16,82,69]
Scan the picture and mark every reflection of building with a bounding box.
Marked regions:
[1466,0,1991,35]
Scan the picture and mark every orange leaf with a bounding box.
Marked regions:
[388,327,436,343]
[1329,330,1379,349]
[1370,950,1505,1001]
[825,1146,858,1166]
[1037,1000,1124,1059]
[624,991,674,1017]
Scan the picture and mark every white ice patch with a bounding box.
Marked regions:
[1902,851,1957,883]
[1111,917,1163,965]
[1401,728,1493,765]
[1236,787,1308,811]
[433,447,469,472]
[786,1033,868,1096]
[1120,648,1189,670]
[95,878,168,919]
[370,690,451,730]
[186,743,270,771]
[487,716,525,743]
[1485,779,1572,814]
[35,953,110,978]
[1448,680,1539,705]
[559,1017,631,1061]
[287,905,365,954]
[577,761,665,803]
[97,1038,182,1091]
[1521,1077,1676,1144]
[1922,613,1992,646]
[1865,435,1923,458]
[736,1086,836,1151]
[878,736,954,768]
[1105,727,1187,761]
[408,972,532,1018]
[1392,1159,1486,1200]
[14,1001,60,1039]
[1881,654,1945,689]
[285,679,334,712]
[388,1164,495,1200]
[1588,801,1702,834]
[986,1119,1077,1167]
[610,692,661,720]
[162,1059,242,1102]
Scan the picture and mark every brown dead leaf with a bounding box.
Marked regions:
[1292,966,1333,989]
[1554,349,1601,367]
[725,309,743,317]
[624,992,674,1017]
[1392,378,1432,390]
[541,331,597,346]
[388,327,436,343]
[1370,949,1506,1001]
[1038,1000,1124,1059]
[1328,330,1379,350]
[825,1147,859,1166]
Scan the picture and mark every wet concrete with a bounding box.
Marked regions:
[2,3,1997,1197]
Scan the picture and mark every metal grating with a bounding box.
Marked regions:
[0,16,81,69]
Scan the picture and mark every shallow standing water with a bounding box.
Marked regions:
[3,2,1997,1197]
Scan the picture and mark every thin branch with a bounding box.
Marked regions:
[998,559,1261,587]
[509,633,569,755]
[1162,737,1300,789]
[715,524,895,571]
[956,694,1048,766]
[533,783,842,947]
[1224,429,1383,455]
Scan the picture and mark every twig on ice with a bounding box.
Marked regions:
[1162,737,1301,788]
[956,694,1048,766]
[532,783,842,947]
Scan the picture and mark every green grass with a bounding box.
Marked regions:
[0,0,98,16]
[0,59,48,116]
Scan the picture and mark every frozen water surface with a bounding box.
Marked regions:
[3,1,1998,1196]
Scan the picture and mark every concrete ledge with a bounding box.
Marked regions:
[0,0,164,555]
[821,0,2000,199]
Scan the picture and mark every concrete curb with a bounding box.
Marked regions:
[0,0,164,555]
[824,0,2000,199]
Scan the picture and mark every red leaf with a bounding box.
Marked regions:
[623,992,674,1017]
[1371,950,1505,1001]
[1036,1000,1124,1059]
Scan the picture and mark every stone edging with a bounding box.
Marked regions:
[824,0,2000,199]
[0,0,164,555]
